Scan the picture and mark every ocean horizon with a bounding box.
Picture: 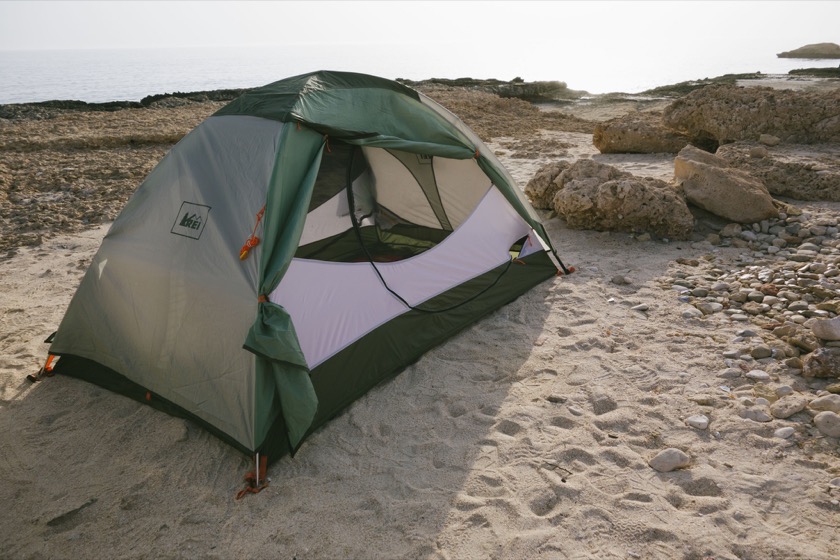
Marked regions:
[1,44,838,105]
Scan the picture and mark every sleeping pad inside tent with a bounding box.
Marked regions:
[42,70,569,465]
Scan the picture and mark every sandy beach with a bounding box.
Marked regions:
[1,76,839,560]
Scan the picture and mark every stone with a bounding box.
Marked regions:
[648,448,691,472]
[739,408,773,422]
[552,159,695,239]
[524,161,572,209]
[674,145,778,224]
[759,134,781,146]
[769,396,807,419]
[662,84,840,145]
[813,411,840,438]
[685,415,710,430]
[807,316,840,341]
[802,347,840,378]
[716,142,840,202]
[808,394,840,413]
[745,369,771,382]
[773,426,795,439]
[775,385,794,398]
[593,112,690,154]
[695,302,723,315]
[750,345,773,359]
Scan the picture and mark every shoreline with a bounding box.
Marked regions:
[2,68,839,117]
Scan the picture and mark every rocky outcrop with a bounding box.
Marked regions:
[551,159,694,239]
[777,42,840,59]
[716,142,840,202]
[592,112,689,154]
[674,145,778,223]
[524,161,571,209]
[662,85,840,146]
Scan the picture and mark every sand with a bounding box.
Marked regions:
[1,79,838,560]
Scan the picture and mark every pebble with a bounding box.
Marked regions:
[682,308,704,319]
[775,385,794,398]
[631,303,649,312]
[648,448,691,472]
[685,415,710,430]
[773,427,795,439]
[751,345,773,359]
[808,394,840,413]
[769,396,807,419]
[739,408,773,422]
[813,411,840,437]
[830,477,840,488]
[745,369,771,382]
[809,316,840,341]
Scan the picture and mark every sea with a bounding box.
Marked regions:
[1,44,838,105]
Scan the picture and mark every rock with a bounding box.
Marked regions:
[751,345,773,359]
[749,145,768,158]
[524,161,572,209]
[813,411,840,438]
[807,316,840,341]
[552,159,695,239]
[769,396,807,419]
[593,112,689,154]
[662,84,840,146]
[695,302,723,315]
[685,415,710,430]
[773,426,795,439]
[740,408,773,422]
[716,142,840,202]
[648,448,691,472]
[674,145,778,223]
[631,303,649,312]
[777,42,840,59]
[775,385,794,398]
[808,394,840,413]
[802,348,840,378]
[745,369,771,382]
[759,134,781,146]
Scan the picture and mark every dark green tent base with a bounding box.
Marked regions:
[49,250,557,465]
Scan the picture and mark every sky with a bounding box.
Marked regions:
[1,1,838,54]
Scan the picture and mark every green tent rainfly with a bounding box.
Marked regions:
[45,70,569,464]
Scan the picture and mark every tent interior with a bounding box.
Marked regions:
[296,140,526,263]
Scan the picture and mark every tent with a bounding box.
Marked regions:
[44,71,569,466]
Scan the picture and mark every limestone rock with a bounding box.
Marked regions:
[685,415,710,430]
[593,112,689,154]
[807,316,840,341]
[777,42,840,59]
[813,411,840,438]
[648,448,691,472]
[769,396,807,419]
[662,84,840,146]
[552,159,694,239]
[524,161,572,209]
[674,145,778,223]
[802,348,840,379]
[716,142,840,202]
[808,394,840,414]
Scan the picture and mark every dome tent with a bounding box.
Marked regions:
[44,71,569,470]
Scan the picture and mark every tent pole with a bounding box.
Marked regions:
[255,453,260,487]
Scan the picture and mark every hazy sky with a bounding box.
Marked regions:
[1,1,838,53]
